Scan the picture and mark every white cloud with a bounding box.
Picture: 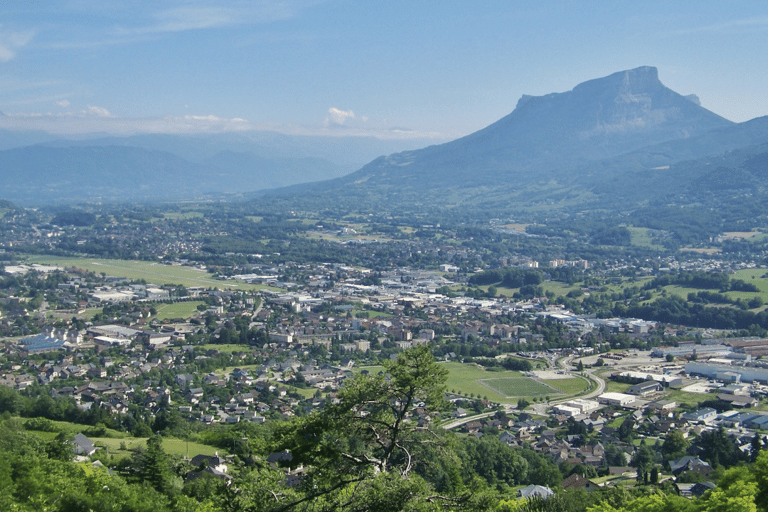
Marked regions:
[326,107,356,126]
[184,114,224,121]
[55,99,71,108]
[0,30,34,62]
[87,105,113,117]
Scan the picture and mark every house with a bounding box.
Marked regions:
[518,485,554,500]
[669,456,713,477]
[690,482,717,498]
[73,433,96,456]
[190,453,228,473]
[184,466,232,485]
[560,473,601,492]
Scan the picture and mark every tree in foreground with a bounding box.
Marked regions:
[267,345,492,511]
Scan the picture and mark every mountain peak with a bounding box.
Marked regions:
[331,67,734,195]
[575,65,660,92]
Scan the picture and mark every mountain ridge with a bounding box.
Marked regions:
[335,66,734,191]
[266,67,767,221]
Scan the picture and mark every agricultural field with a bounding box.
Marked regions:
[25,255,267,291]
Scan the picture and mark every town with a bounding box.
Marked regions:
[3,243,768,502]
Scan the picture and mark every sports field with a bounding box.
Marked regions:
[441,362,590,403]
[481,377,559,397]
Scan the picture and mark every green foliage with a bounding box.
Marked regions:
[469,268,542,288]
[463,436,529,490]
[590,226,631,246]
[660,430,689,463]
[272,345,461,509]
[51,210,97,227]
[137,434,181,495]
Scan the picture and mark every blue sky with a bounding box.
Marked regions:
[1,1,767,139]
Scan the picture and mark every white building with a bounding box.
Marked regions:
[598,392,635,407]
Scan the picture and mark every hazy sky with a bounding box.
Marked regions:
[2,1,767,139]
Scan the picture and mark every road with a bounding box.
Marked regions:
[441,411,497,430]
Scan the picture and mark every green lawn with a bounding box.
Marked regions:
[21,419,221,458]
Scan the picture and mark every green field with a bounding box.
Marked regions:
[25,255,266,290]
[661,284,768,307]
[627,227,665,251]
[733,269,768,293]
[92,436,222,458]
[154,301,204,320]
[481,377,559,397]
[355,362,591,403]
[20,418,222,459]
[162,211,204,220]
[545,376,592,394]
[441,362,590,403]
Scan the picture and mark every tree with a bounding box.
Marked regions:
[273,345,453,510]
[464,436,529,489]
[752,434,765,462]
[139,434,177,495]
[45,431,74,462]
[661,430,689,463]
[631,444,657,479]
[698,426,744,468]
